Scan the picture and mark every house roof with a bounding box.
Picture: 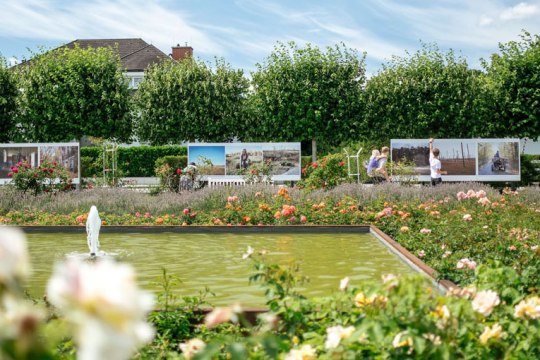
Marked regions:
[63,38,170,72]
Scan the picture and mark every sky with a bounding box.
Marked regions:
[1,0,539,75]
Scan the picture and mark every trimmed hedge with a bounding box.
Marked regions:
[80,146,187,177]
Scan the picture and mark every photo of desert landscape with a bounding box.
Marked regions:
[392,140,476,176]
[262,144,301,176]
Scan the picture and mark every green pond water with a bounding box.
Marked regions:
[25,232,414,306]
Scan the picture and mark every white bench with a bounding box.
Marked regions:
[207,177,247,187]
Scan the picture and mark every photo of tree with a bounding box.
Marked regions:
[391,141,430,175]
[262,144,301,176]
[39,145,79,179]
[0,146,38,178]
[478,141,520,175]
[188,146,226,175]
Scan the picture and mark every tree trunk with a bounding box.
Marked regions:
[311,139,317,162]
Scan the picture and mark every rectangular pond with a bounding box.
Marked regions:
[25,232,415,306]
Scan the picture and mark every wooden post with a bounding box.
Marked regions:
[461,143,465,167]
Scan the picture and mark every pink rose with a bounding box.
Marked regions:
[183,208,190,215]
[420,228,432,234]
[456,191,468,201]
[300,215,307,223]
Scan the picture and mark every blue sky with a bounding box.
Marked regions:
[1,0,539,74]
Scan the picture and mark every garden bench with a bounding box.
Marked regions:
[207,177,247,187]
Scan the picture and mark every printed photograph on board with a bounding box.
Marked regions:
[225,145,263,175]
[392,139,477,176]
[262,144,301,176]
[188,145,226,175]
[39,145,79,178]
[478,141,520,175]
[0,146,38,178]
[391,141,430,175]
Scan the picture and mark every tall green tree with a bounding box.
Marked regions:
[0,56,18,142]
[363,44,490,143]
[135,58,248,144]
[484,31,540,139]
[249,42,366,159]
[17,45,132,142]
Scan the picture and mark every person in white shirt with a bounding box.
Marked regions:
[429,138,447,186]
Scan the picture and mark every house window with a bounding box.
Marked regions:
[132,77,143,89]
[126,74,144,89]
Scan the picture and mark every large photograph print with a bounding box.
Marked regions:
[187,143,301,180]
[262,143,301,176]
[478,141,520,176]
[188,145,226,175]
[0,143,80,184]
[225,145,263,175]
[39,145,79,178]
[391,139,520,182]
[0,146,38,178]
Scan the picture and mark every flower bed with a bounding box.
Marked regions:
[2,183,540,358]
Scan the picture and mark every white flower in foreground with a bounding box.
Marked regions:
[463,214,473,221]
[284,344,317,360]
[339,276,350,291]
[392,331,413,348]
[180,338,206,359]
[325,325,355,350]
[47,258,154,360]
[514,296,540,319]
[242,245,254,260]
[204,303,242,329]
[0,294,44,339]
[479,323,504,345]
[0,227,31,285]
[472,290,500,316]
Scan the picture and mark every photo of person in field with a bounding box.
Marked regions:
[226,145,263,175]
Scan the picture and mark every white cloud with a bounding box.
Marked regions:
[500,2,540,21]
[479,15,494,27]
[0,0,223,55]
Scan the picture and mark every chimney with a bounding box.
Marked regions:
[171,43,193,61]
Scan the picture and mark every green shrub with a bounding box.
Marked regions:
[80,145,187,177]
[520,154,540,186]
[80,156,100,177]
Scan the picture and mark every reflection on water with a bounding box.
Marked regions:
[25,232,414,306]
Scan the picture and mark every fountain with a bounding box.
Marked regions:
[86,206,101,257]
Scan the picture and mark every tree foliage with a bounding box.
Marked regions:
[135,58,249,144]
[248,42,366,154]
[0,56,18,142]
[483,31,540,139]
[363,44,490,143]
[16,45,132,142]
